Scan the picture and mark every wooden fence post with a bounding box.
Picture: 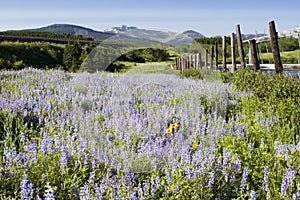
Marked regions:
[236,24,246,68]
[215,42,219,70]
[249,39,260,71]
[205,50,208,67]
[189,55,192,69]
[269,21,283,74]
[222,36,227,72]
[231,32,237,73]
[194,54,199,69]
[210,46,214,70]
[199,53,203,69]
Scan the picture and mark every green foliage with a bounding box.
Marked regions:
[261,50,300,64]
[215,68,300,198]
[179,69,203,80]
[117,48,170,63]
[63,40,83,72]
[179,68,221,81]
[81,47,171,73]
[259,37,299,53]
[0,30,94,41]
[230,68,300,100]
[0,110,42,155]
[106,61,133,73]
[194,37,231,45]
[0,42,64,70]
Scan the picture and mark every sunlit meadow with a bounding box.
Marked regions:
[0,68,299,199]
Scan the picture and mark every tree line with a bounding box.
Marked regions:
[0,31,94,41]
[0,40,171,72]
[195,36,299,53]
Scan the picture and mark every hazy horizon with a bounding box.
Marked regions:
[0,0,299,37]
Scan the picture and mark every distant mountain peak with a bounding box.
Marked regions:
[105,25,138,33]
[103,25,205,46]
[15,23,206,46]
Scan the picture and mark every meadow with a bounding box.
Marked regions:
[0,66,299,199]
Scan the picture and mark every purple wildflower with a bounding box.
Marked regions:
[250,190,256,200]
[73,184,78,198]
[79,184,91,200]
[20,174,34,200]
[262,166,269,191]
[281,166,296,197]
[222,148,230,167]
[166,169,172,182]
[208,171,215,188]
[281,175,288,197]
[59,150,70,169]
[185,166,192,180]
[239,167,248,191]
[25,142,38,164]
[44,184,55,200]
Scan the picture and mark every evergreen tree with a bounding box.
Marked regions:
[63,40,83,72]
[63,41,73,71]
[71,40,82,72]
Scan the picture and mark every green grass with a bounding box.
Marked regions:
[125,61,180,74]
[260,50,300,64]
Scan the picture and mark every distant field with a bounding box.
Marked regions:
[125,62,179,74]
[260,50,300,64]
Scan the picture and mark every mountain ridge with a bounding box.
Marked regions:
[22,24,114,41]
[4,24,264,46]
[12,24,205,46]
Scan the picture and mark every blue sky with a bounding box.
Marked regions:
[0,0,299,36]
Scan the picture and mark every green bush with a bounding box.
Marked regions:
[215,68,300,199]
[179,69,203,80]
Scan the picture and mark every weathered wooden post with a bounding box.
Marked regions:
[231,32,237,73]
[236,24,246,68]
[215,42,219,70]
[186,56,189,69]
[248,46,253,66]
[298,33,300,64]
[199,52,203,69]
[194,54,198,69]
[175,58,178,70]
[210,46,214,70]
[269,20,283,74]
[189,55,192,69]
[222,36,227,72]
[205,50,208,67]
[249,39,260,71]
[180,57,184,71]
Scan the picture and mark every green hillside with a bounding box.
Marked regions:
[24,24,114,40]
[0,42,64,69]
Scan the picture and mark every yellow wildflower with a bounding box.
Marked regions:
[170,185,175,192]
[192,132,197,137]
[192,143,198,150]
[170,123,178,129]
[166,128,172,134]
